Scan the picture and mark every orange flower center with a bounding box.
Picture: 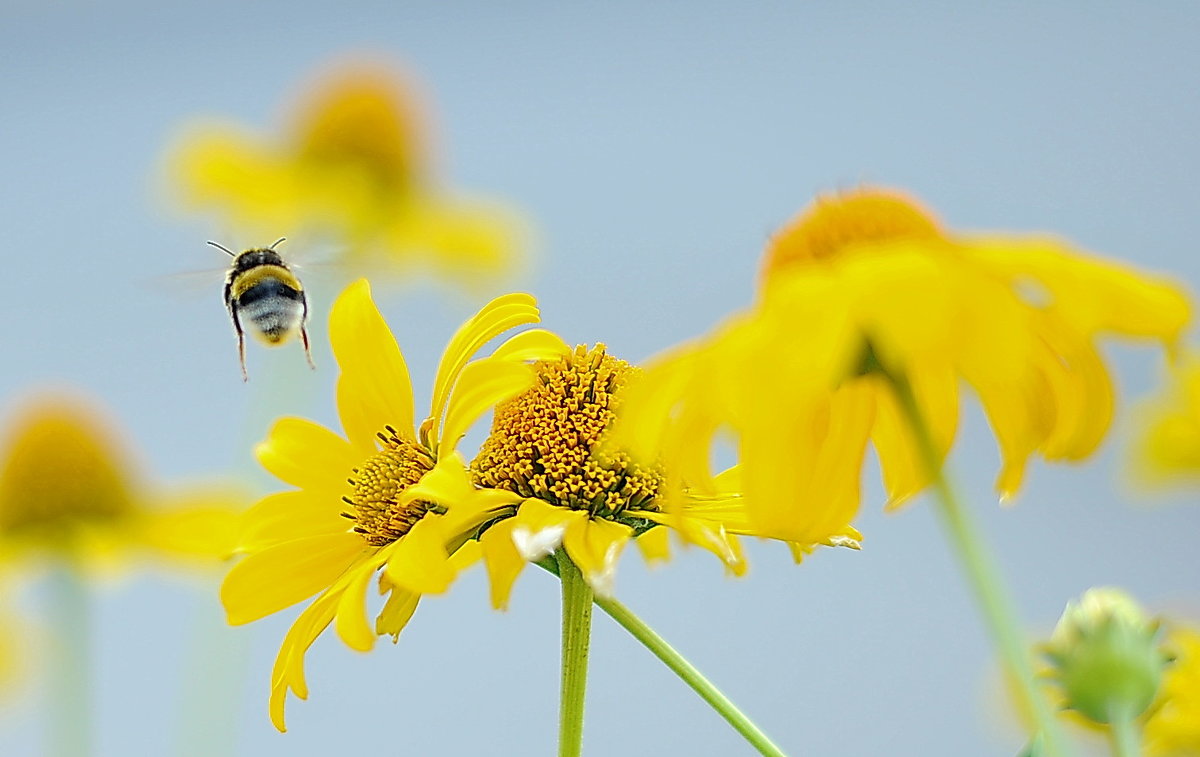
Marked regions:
[344,427,436,546]
[471,344,663,518]
[761,188,944,279]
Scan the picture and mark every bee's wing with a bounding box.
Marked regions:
[144,267,228,299]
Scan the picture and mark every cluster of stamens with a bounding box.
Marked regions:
[341,425,436,546]
[470,344,663,519]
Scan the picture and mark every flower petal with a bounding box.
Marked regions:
[375,585,420,641]
[437,358,535,456]
[480,518,525,610]
[634,526,670,566]
[491,328,570,363]
[381,516,475,595]
[268,584,343,732]
[237,490,348,552]
[330,279,416,452]
[221,532,367,625]
[562,517,633,597]
[255,418,359,492]
[334,554,386,652]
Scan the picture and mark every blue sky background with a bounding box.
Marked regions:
[1,2,1199,755]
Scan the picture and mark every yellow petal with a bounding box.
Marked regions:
[510,499,582,560]
[490,328,570,363]
[136,489,245,559]
[334,554,386,652]
[480,518,525,610]
[221,533,367,625]
[255,418,358,493]
[430,293,540,443]
[268,585,344,732]
[330,279,416,453]
[634,526,670,566]
[871,365,959,510]
[237,490,348,552]
[1035,317,1113,461]
[375,585,420,640]
[562,517,632,596]
[437,358,535,456]
[381,517,464,595]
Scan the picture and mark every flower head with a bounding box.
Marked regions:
[0,394,241,568]
[221,279,568,730]
[619,187,1190,536]
[168,60,528,288]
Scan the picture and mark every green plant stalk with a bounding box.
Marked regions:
[48,559,90,757]
[535,558,787,757]
[556,549,593,757]
[1106,705,1141,757]
[887,370,1071,757]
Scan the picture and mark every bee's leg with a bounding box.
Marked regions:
[300,325,316,370]
[230,311,248,382]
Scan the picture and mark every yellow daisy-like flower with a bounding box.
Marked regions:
[620,187,1190,538]
[221,279,568,731]
[168,60,527,288]
[465,344,862,603]
[1131,355,1200,487]
[1145,625,1200,756]
[0,394,241,568]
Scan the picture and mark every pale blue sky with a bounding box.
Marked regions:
[1,2,1199,755]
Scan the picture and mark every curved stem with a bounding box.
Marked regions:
[47,560,90,757]
[886,370,1071,757]
[556,550,593,757]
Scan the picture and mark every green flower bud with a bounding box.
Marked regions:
[1043,587,1171,725]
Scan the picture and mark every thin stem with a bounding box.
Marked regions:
[47,559,90,757]
[556,550,593,757]
[1106,706,1141,757]
[593,593,788,757]
[887,370,1071,757]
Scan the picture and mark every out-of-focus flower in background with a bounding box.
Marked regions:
[166,60,531,290]
[1131,356,1200,489]
[0,393,243,572]
[619,187,1191,538]
[1145,624,1200,756]
[221,280,566,730]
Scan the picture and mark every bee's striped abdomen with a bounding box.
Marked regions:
[236,277,306,343]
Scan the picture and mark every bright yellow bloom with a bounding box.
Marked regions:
[466,344,861,603]
[1146,625,1200,755]
[168,60,528,288]
[0,394,241,569]
[221,279,568,731]
[620,188,1190,538]
[1132,356,1200,487]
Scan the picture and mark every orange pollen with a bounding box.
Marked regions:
[762,188,944,278]
[342,426,436,547]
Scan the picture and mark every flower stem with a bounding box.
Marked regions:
[47,559,90,757]
[556,549,593,757]
[593,593,788,757]
[1106,706,1141,757]
[886,370,1071,757]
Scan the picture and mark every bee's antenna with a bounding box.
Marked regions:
[269,237,287,250]
[207,241,237,257]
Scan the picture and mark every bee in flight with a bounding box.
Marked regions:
[210,238,315,381]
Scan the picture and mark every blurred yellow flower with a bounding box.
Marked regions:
[168,61,528,288]
[1146,625,1200,756]
[1132,356,1200,487]
[468,344,861,603]
[620,187,1190,538]
[0,394,242,569]
[221,279,567,730]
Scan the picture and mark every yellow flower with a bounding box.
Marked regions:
[1132,355,1200,487]
[168,60,528,288]
[0,394,242,569]
[619,187,1190,538]
[221,279,568,731]
[466,344,861,604]
[1146,625,1200,756]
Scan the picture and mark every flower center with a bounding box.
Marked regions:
[471,344,664,519]
[762,188,944,278]
[343,427,436,547]
[0,407,136,536]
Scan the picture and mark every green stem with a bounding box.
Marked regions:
[47,559,90,757]
[593,593,788,757]
[887,370,1071,757]
[1106,706,1141,757]
[556,550,593,757]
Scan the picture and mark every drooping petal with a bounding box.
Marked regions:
[334,553,387,652]
[870,364,959,510]
[268,584,343,731]
[562,517,633,597]
[429,293,540,442]
[634,526,670,566]
[375,585,420,641]
[479,518,526,610]
[509,498,582,561]
[1034,316,1114,462]
[329,279,416,452]
[255,418,360,492]
[381,516,478,595]
[491,328,571,363]
[221,533,367,625]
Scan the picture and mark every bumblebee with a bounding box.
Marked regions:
[211,238,315,381]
